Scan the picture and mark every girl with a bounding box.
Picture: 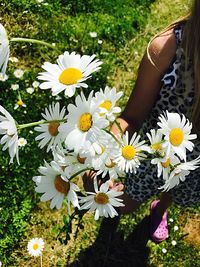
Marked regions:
[111,0,200,242]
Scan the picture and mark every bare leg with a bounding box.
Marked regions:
[119,192,141,214]
[156,192,173,216]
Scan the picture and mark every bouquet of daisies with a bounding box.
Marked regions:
[0,23,200,220]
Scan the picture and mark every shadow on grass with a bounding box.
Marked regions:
[68,215,151,267]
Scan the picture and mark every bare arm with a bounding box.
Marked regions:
[112,29,177,136]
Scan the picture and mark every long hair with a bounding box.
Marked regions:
[147,0,200,133]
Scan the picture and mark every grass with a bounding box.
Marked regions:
[1,0,200,266]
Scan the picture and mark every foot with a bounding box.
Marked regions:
[150,200,169,243]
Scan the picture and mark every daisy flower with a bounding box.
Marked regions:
[157,111,197,161]
[33,161,80,212]
[146,129,164,156]
[79,179,124,220]
[14,98,26,110]
[37,51,102,97]
[89,32,97,38]
[11,84,19,91]
[13,68,24,78]
[92,86,123,121]
[0,105,19,163]
[159,156,200,191]
[18,137,27,147]
[0,23,9,75]
[59,91,109,153]
[0,73,8,81]
[114,131,147,173]
[34,102,67,152]
[27,238,44,257]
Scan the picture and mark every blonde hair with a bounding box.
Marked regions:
[147,0,200,133]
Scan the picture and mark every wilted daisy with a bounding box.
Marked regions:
[0,23,9,75]
[14,68,24,78]
[157,111,197,161]
[59,92,109,153]
[93,86,123,121]
[33,161,80,211]
[0,105,19,163]
[79,179,124,220]
[114,131,147,173]
[27,238,44,257]
[34,102,67,152]
[38,51,102,97]
[159,156,200,191]
[18,137,27,147]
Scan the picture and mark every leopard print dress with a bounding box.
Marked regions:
[125,26,200,207]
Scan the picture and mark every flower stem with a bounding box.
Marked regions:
[70,168,93,180]
[40,254,43,267]
[10,37,57,50]
[113,120,124,136]
[17,119,67,130]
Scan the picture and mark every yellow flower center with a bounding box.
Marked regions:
[94,192,109,205]
[99,100,112,111]
[54,175,70,194]
[48,122,60,136]
[77,154,86,164]
[122,145,136,160]
[151,143,162,151]
[161,158,171,168]
[169,128,184,146]
[33,243,39,250]
[17,99,24,106]
[78,113,92,132]
[59,68,82,85]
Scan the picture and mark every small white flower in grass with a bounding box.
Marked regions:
[174,225,179,231]
[162,248,167,254]
[157,111,197,161]
[92,86,123,121]
[159,156,200,191]
[33,161,80,211]
[0,105,19,164]
[169,218,174,222]
[89,32,97,38]
[26,87,34,94]
[0,260,2,266]
[14,98,26,110]
[0,73,8,81]
[172,240,177,246]
[98,39,103,45]
[38,51,102,97]
[59,91,109,153]
[9,56,18,63]
[11,84,19,91]
[14,68,24,78]
[32,81,40,88]
[18,137,27,147]
[79,178,124,220]
[27,238,44,257]
[34,102,67,152]
[0,23,9,75]
[114,131,147,173]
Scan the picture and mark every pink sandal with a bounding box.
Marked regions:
[150,200,169,243]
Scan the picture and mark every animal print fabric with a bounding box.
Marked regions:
[125,26,200,207]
